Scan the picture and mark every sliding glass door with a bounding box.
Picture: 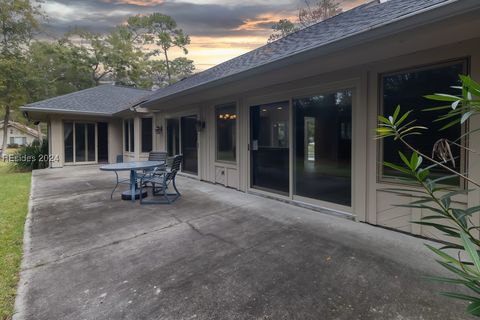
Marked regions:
[293,90,352,206]
[64,122,97,164]
[250,101,289,195]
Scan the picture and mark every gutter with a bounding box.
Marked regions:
[20,107,114,117]
[142,0,478,109]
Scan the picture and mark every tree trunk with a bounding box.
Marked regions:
[164,50,171,83]
[1,105,10,157]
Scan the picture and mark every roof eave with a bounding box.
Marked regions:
[20,106,114,117]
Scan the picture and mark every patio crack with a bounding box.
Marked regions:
[185,221,237,247]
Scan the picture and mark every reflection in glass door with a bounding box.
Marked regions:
[293,90,352,206]
[166,118,180,157]
[181,115,198,174]
[250,101,289,194]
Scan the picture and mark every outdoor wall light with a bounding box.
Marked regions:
[196,120,206,132]
[155,125,163,134]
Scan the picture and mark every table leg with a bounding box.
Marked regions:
[130,169,136,203]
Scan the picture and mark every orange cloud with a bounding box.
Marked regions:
[235,12,298,31]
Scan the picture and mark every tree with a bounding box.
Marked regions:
[126,13,191,84]
[267,0,342,43]
[63,27,144,86]
[376,75,480,317]
[25,40,92,101]
[299,0,342,28]
[0,0,43,156]
[268,19,299,43]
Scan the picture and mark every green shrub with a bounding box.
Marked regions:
[10,139,49,171]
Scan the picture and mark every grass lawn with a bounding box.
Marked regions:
[0,162,31,320]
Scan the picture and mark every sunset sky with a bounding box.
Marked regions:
[42,0,366,70]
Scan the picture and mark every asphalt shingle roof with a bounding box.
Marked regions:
[146,0,453,103]
[23,85,153,115]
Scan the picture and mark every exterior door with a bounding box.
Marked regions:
[97,122,108,163]
[166,118,180,156]
[180,115,198,174]
[250,101,290,195]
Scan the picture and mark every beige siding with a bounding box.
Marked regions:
[148,29,480,241]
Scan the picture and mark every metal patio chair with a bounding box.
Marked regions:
[140,151,168,184]
[139,155,183,204]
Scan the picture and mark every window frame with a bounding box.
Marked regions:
[377,58,469,188]
[141,117,153,153]
[215,102,238,164]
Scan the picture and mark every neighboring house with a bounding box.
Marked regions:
[22,0,480,241]
[0,121,44,148]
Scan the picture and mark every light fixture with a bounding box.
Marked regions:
[277,106,283,110]
[155,125,163,134]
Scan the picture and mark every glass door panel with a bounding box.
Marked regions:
[250,101,289,194]
[97,122,108,163]
[166,118,180,157]
[75,123,86,162]
[293,90,352,206]
[87,123,96,162]
[181,115,198,174]
[64,122,74,163]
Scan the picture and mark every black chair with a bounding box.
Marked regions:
[139,155,183,204]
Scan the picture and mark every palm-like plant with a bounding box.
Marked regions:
[376,75,480,316]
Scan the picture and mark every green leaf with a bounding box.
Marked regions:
[451,99,461,110]
[393,105,400,122]
[440,292,480,303]
[398,151,412,169]
[383,161,412,176]
[395,110,412,127]
[460,232,480,274]
[423,105,453,112]
[467,301,480,316]
[440,118,461,131]
[420,223,460,238]
[461,111,474,124]
[425,94,461,102]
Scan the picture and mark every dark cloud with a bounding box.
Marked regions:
[42,1,297,38]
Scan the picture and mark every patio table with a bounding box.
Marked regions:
[100,161,165,202]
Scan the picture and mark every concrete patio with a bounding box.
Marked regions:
[14,166,473,320]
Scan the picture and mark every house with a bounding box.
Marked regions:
[0,121,44,148]
[21,0,480,240]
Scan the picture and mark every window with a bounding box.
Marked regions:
[216,103,237,162]
[141,118,153,153]
[293,90,352,206]
[124,119,135,152]
[381,60,467,185]
[9,137,27,145]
